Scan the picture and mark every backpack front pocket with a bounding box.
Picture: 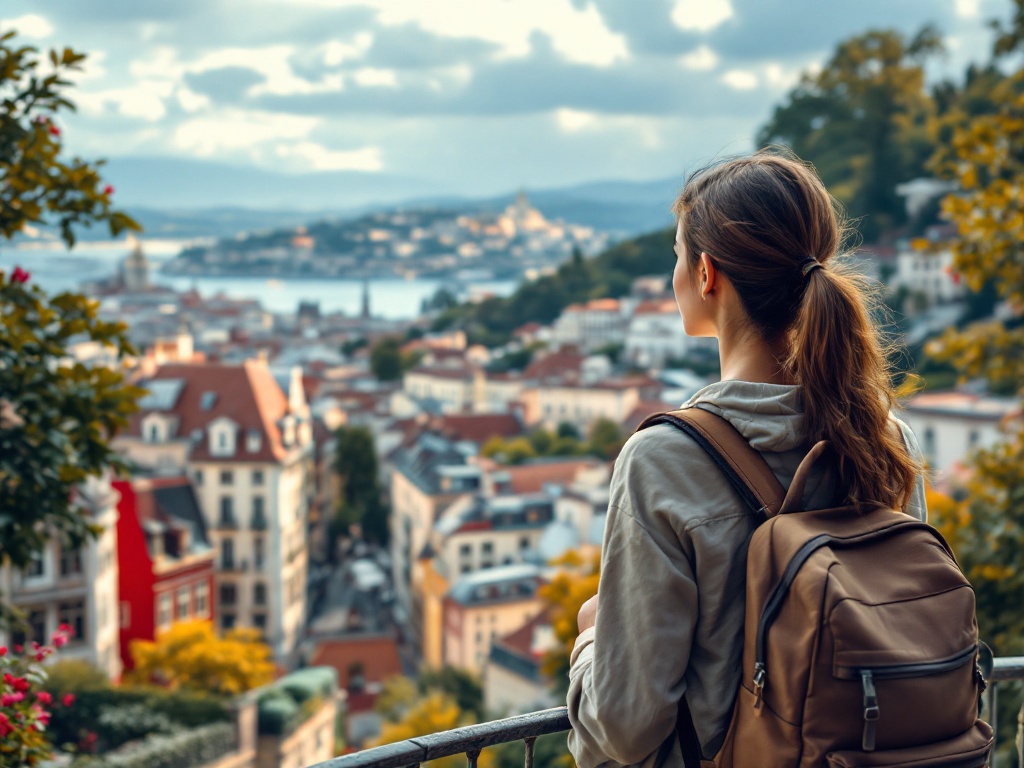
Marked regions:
[824,721,993,767]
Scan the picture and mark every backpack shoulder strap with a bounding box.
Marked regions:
[637,407,785,520]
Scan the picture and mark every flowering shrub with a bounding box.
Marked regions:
[0,625,75,768]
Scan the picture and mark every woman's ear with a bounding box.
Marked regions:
[699,252,717,299]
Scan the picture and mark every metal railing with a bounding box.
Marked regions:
[314,659,1024,768]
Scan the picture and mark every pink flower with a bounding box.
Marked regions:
[12,645,22,654]
[36,691,52,706]
[10,267,30,284]
[103,184,115,196]
[58,623,73,637]
[52,633,67,649]
[2,692,25,706]
[62,693,75,707]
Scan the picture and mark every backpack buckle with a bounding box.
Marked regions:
[861,670,878,752]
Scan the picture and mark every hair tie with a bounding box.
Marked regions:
[800,257,823,277]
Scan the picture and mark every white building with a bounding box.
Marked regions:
[900,391,1020,481]
[891,247,967,305]
[551,299,632,352]
[114,359,314,662]
[0,475,122,680]
[624,298,718,368]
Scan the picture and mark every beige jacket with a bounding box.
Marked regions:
[566,380,927,768]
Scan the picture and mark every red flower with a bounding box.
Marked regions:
[0,646,6,656]
[36,691,52,706]
[103,184,115,196]
[48,124,60,137]
[2,692,25,707]
[62,693,75,707]
[11,676,30,693]
[58,623,73,637]
[0,713,10,738]
[12,645,22,654]
[10,266,30,284]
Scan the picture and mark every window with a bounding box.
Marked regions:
[252,469,264,486]
[254,537,265,569]
[247,433,262,454]
[59,547,83,578]
[196,582,209,617]
[219,497,235,527]
[220,470,233,485]
[201,391,217,410]
[253,613,267,630]
[220,613,236,630]
[25,552,45,578]
[252,496,266,529]
[968,430,980,449]
[519,536,530,550]
[221,538,235,569]
[156,594,172,630]
[177,587,190,619]
[59,600,86,641]
[194,469,204,485]
[254,582,267,606]
[481,542,493,554]
[149,423,160,442]
[11,608,47,647]
[120,601,131,629]
[459,543,471,557]
[220,583,237,606]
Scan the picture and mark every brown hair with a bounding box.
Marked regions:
[672,149,918,508]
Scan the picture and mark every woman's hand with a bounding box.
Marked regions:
[577,593,599,633]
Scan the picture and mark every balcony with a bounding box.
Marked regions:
[310,656,1024,768]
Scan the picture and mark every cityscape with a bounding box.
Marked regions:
[1,1,1023,768]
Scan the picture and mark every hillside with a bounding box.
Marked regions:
[431,227,675,346]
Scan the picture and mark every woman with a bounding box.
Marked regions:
[565,151,926,768]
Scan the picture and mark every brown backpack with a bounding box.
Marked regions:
[638,408,993,768]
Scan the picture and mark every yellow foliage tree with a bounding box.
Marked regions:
[374,691,494,768]
[538,549,601,695]
[128,619,274,695]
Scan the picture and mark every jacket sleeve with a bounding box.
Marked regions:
[893,416,929,523]
[567,432,699,768]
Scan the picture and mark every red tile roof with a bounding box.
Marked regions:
[633,299,678,316]
[129,360,291,463]
[501,459,600,494]
[524,346,585,382]
[432,413,523,444]
[495,610,550,659]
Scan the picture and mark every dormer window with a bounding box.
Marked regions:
[246,430,262,453]
[142,413,167,444]
[200,392,217,411]
[208,417,238,457]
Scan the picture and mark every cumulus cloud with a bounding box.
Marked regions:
[671,0,734,32]
[722,69,758,90]
[1,13,53,39]
[679,45,719,70]
[173,110,319,156]
[275,141,383,171]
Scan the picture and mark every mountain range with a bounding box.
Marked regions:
[102,156,680,240]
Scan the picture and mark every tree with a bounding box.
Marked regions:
[586,418,624,460]
[538,550,601,697]
[333,426,389,544]
[0,30,143,621]
[127,620,274,696]
[374,692,495,768]
[370,338,403,381]
[416,666,484,720]
[757,27,942,241]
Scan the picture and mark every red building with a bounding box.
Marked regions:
[113,476,216,670]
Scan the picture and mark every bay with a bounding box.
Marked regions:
[0,240,518,319]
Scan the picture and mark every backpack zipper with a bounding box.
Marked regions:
[837,646,977,752]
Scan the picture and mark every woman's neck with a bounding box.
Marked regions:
[717,327,794,385]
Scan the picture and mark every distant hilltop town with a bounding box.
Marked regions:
[160,192,612,282]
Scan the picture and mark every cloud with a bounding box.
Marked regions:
[679,45,719,70]
[721,69,758,90]
[1,14,53,39]
[352,68,398,88]
[172,110,319,156]
[77,80,175,121]
[955,0,981,17]
[274,141,383,171]
[555,108,600,132]
[671,0,734,32]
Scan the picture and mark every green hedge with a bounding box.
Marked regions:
[50,689,230,752]
[257,666,337,736]
[70,722,235,768]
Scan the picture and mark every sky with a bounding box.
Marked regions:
[0,0,1014,201]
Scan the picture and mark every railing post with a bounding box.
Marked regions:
[989,685,998,768]
[1017,700,1022,768]
[523,736,537,768]
[466,749,480,768]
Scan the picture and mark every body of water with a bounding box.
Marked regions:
[0,240,518,318]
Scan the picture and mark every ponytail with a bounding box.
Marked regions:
[789,262,919,506]
[674,149,919,508]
